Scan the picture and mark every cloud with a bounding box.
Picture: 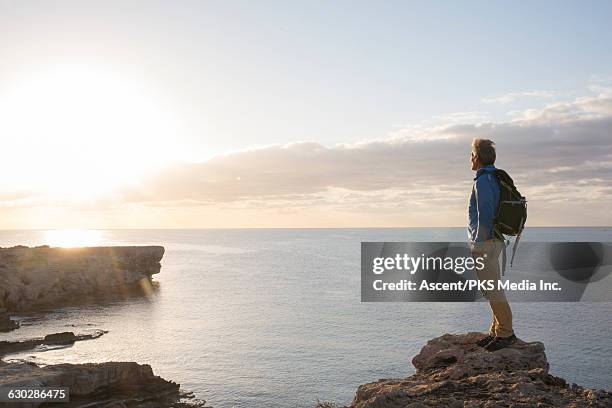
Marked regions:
[514,94,612,123]
[430,111,492,124]
[587,75,612,96]
[3,91,611,227]
[482,90,557,104]
[113,92,612,226]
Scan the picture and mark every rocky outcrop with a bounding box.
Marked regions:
[349,333,612,408]
[0,330,107,356]
[0,360,206,407]
[0,246,164,312]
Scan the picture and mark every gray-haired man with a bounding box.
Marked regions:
[469,138,516,351]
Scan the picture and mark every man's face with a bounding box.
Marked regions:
[470,150,479,171]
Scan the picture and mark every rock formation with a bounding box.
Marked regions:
[349,333,611,408]
[0,330,107,356]
[0,245,164,312]
[0,360,206,407]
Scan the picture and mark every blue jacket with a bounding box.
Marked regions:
[468,164,500,243]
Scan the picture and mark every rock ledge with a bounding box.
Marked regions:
[0,360,206,407]
[349,332,611,408]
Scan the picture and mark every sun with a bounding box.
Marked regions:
[0,63,179,200]
[44,229,104,248]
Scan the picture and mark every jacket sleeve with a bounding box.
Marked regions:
[474,175,496,242]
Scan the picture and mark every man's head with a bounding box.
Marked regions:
[470,138,496,171]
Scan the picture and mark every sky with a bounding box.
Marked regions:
[0,0,611,228]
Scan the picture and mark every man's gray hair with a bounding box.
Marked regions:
[472,138,496,165]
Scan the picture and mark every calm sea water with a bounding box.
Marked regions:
[2,228,611,407]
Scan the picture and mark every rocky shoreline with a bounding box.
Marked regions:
[345,332,612,408]
[0,360,205,408]
[0,245,207,407]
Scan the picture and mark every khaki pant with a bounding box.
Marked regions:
[473,239,514,337]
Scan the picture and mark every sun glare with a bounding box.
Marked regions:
[44,229,104,248]
[0,64,179,200]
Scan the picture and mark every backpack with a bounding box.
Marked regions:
[478,169,527,274]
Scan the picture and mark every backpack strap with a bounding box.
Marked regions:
[501,240,507,276]
[496,233,523,276]
[509,213,525,267]
[473,169,495,180]
[477,170,507,275]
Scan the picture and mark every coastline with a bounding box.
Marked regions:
[1,244,610,407]
[0,245,206,407]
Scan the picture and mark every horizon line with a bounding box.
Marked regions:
[1,226,610,231]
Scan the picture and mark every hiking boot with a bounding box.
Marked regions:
[476,334,495,347]
[485,334,517,352]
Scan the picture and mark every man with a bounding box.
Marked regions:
[468,138,516,351]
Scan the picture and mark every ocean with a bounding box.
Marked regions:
[2,228,611,407]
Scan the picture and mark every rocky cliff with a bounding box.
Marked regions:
[0,360,205,407]
[349,333,611,408]
[0,246,164,312]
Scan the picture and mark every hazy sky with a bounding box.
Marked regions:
[1,1,611,228]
